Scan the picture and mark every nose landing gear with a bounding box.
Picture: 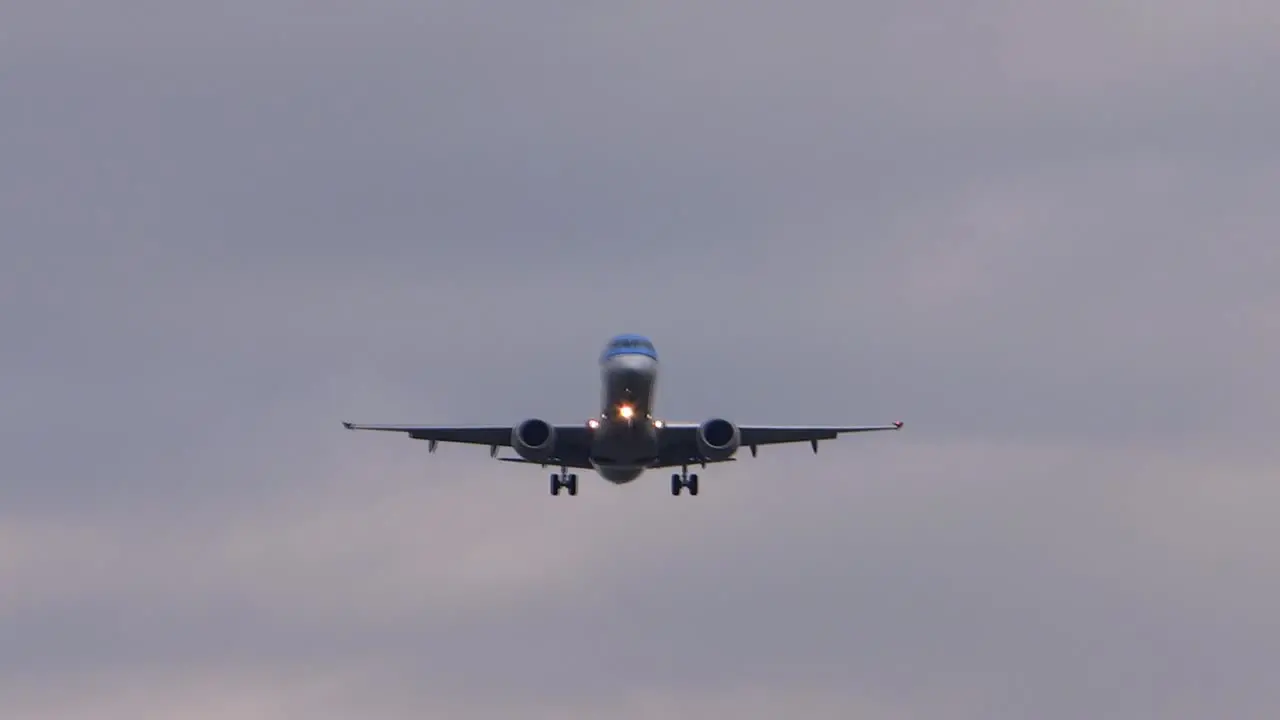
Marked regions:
[670,465,699,496]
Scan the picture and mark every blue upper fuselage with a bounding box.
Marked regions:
[599,333,658,363]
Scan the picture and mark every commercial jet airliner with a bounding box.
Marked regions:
[342,334,903,496]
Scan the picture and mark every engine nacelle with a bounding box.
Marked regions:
[697,418,741,461]
[512,418,556,462]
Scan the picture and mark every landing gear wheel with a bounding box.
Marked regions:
[550,468,577,496]
[671,467,699,496]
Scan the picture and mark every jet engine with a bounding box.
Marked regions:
[696,418,741,461]
[512,418,557,462]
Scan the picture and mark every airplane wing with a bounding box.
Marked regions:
[341,421,593,462]
[498,457,595,469]
[341,422,513,446]
[497,456,741,470]
[650,456,739,469]
[342,420,900,469]
[656,421,903,459]
[737,422,904,447]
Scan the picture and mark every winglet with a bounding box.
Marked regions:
[893,421,904,429]
[342,421,354,430]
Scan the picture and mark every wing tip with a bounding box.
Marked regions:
[893,421,904,429]
[342,421,354,430]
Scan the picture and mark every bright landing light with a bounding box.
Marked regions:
[619,404,635,419]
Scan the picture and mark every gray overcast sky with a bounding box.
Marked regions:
[3,2,1279,717]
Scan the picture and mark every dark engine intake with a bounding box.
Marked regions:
[512,418,556,461]
[697,418,741,461]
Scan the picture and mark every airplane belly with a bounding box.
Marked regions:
[596,464,645,484]
[592,421,657,459]
[590,420,657,484]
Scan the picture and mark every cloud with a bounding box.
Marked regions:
[3,1,1278,717]
[4,440,1278,718]
[0,660,920,720]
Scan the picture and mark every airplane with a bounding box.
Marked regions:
[342,334,903,496]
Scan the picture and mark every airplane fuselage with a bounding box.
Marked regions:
[591,336,660,483]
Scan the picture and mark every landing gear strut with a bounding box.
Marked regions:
[671,465,699,496]
[550,466,577,496]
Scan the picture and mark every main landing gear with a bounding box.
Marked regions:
[671,465,699,496]
[550,466,577,496]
